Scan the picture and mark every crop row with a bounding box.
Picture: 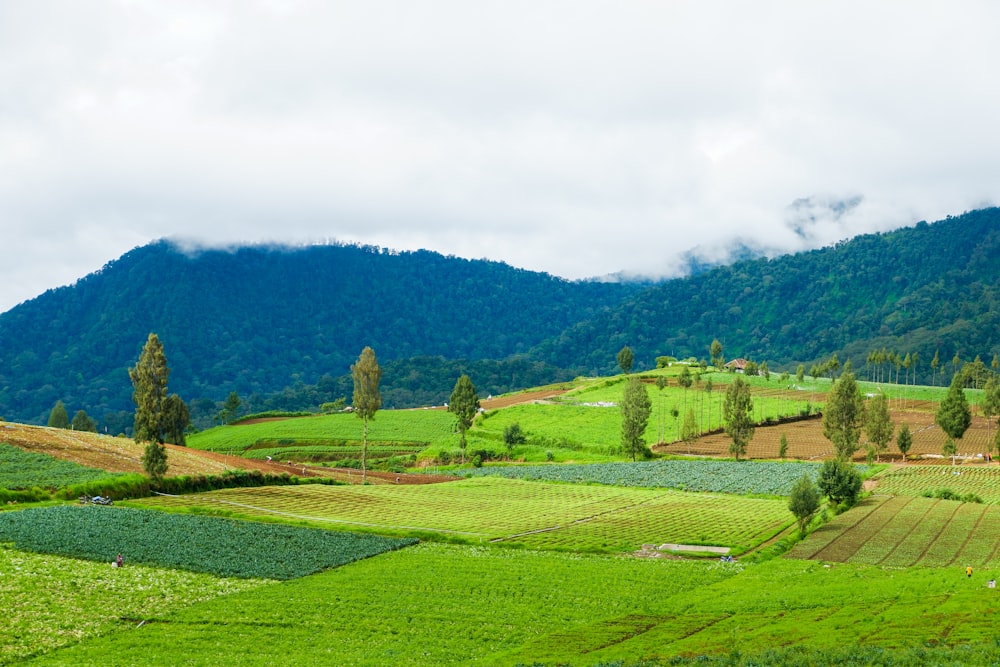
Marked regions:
[132,477,792,553]
[788,495,1000,567]
[463,459,866,496]
[876,465,1000,503]
[0,505,416,579]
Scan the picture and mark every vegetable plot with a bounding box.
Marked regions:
[134,477,793,553]
[464,459,860,496]
[0,505,416,579]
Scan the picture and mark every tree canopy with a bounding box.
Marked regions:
[448,374,480,463]
[619,376,652,461]
[822,370,864,460]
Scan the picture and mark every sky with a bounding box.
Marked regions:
[2,1,999,314]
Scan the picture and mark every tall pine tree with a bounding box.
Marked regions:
[129,333,170,479]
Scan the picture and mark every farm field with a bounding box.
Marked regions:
[661,407,999,462]
[785,495,1000,567]
[0,421,289,476]
[875,464,1000,504]
[462,459,864,495]
[188,409,458,455]
[0,442,129,489]
[0,545,268,665]
[0,505,415,579]
[19,545,1000,666]
[128,477,794,553]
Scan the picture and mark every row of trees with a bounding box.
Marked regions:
[47,400,97,432]
[350,345,482,482]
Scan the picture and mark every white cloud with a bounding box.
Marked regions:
[1,1,999,311]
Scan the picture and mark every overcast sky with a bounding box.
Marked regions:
[2,1,999,313]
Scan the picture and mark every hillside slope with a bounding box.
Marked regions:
[0,243,638,425]
[533,208,1000,376]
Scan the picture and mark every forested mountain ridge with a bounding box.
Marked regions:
[0,242,641,427]
[2,208,999,431]
[532,208,1000,377]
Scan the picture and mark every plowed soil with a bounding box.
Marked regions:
[0,422,453,485]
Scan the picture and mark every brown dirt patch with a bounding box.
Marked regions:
[652,409,999,464]
[0,421,456,485]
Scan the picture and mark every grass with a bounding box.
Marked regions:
[127,477,794,553]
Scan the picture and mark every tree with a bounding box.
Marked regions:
[130,333,170,444]
[822,370,864,460]
[162,394,190,446]
[936,373,972,457]
[47,400,69,429]
[789,474,821,537]
[723,377,754,461]
[896,423,912,460]
[796,364,805,382]
[617,345,634,374]
[681,408,699,455]
[130,333,171,479]
[621,376,652,461]
[982,375,1000,455]
[142,439,169,480]
[817,459,862,508]
[779,433,788,459]
[503,422,527,457]
[71,409,97,432]
[864,393,894,462]
[678,366,693,415]
[448,374,480,464]
[655,375,668,443]
[351,346,382,483]
[220,391,242,424]
[710,339,724,369]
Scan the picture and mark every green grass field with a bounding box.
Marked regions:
[126,477,794,553]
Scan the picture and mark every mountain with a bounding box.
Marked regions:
[0,242,642,428]
[531,208,1000,378]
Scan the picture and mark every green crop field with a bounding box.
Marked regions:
[786,494,1000,567]
[875,464,1000,503]
[0,505,415,579]
[18,544,1000,666]
[0,545,268,665]
[187,409,458,455]
[463,459,870,495]
[0,443,127,489]
[128,477,793,553]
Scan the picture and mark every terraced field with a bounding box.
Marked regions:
[876,464,1000,503]
[129,477,794,554]
[786,495,1000,567]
